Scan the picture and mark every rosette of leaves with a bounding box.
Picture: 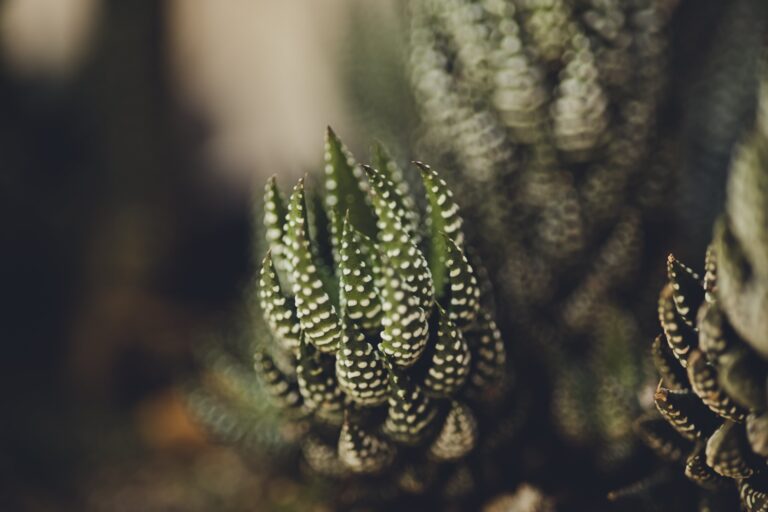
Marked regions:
[407,0,678,465]
[251,128,510,500]
[626,69,768,511]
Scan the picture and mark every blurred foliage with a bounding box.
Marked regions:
[621,51,768,512]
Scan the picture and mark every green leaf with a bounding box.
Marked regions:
[429,401,478,461]
[383,362,438,445]
[258,251,301,352]
[335,320,388,406]
[338,414,396,474]
[465,310,507,397]
[371,141,420,241]
[339,213,382,333]
[296,334,345,424]
[442,235,481,329]
[363,164,433,310]
[254,349,303,414]
[285,178,343,353]
[417,161,465,297]
[263,176,292,288]
[324,127,377,256]
[424,306,471,397]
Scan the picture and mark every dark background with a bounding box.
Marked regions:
[1,0,764,510]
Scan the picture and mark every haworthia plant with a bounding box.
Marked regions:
[622,59,768,512]
[251,128,510,490]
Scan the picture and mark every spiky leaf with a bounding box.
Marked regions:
[685,444,731,491]
[254,350,303,413]
[658,283,698,367]
[634,414,693,464]
[705,421,755,479]
[259,252,301,352]
[424,306,472,397]
[465,309,508,397]
[339,214,382,333]
[338,416,396,474]
[296,335,345,424]
[687,349,746,422]
[651,334,689,391]
[285,179,343,353]
[371,141,420,241]
[667,254,704,327]
[442,235,481,330]
[654,385,720,442]
[335,322,388,406]
[418,161,465,296]
[263,176,292,285]
[364,164,434,310]
[429,401,478,461]
[383,364,438,445]
[324,127,377,254]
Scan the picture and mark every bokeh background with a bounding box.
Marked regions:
[2,0,760,510]
[2,1,411,510]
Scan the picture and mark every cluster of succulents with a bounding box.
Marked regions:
[248,127,510,495]
[632,68,768,511]
[407,0,678,462]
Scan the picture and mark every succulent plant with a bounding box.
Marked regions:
[407,0,678,464]
[629,64,768,511]
[247,127,511,498]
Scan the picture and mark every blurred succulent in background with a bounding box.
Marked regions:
[407,0,679,465]
[190,128,515,507]
[625,63,768,511]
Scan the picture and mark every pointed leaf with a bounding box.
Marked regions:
[371,141,420,242]
[363,164,433,310]
[654,385,720,442]
[258,252,301,352]
[687,349,747,422]
[684,444,731,491]
[429,400,478,461]
[424,306,472,397]
[339,214,382,333]
[254,350,303,413]
[739,475,768,512]
[301,435,348,478]
[465,310,507,397]
[263,176,292,286]
[338,415,396,474]
[324,127,377,255]
[651,334,689,391]
[658,283,697,367]
[667,254,704,327]
[335,321,388,406]
[383,364,438,445]
[417,161,465,296]
[378,256,430,368]
[442,235,481,329]
[634,414,693,464]
[285,179,342,353]
[296,335,345,424]
[706,420,755,479]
